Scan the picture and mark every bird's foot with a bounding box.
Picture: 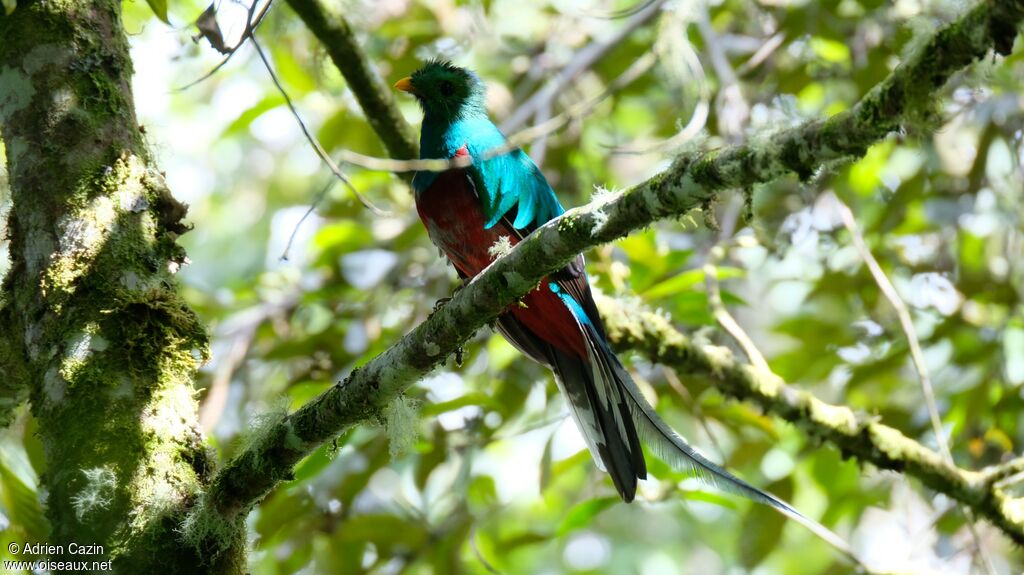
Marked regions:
[432,296,452,314]
[429,282,466,316]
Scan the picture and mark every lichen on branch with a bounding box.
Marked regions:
[595,293,1024,545]
[197,0,1024,551]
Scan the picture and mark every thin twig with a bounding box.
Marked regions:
[330,52,658,174]
[611,8,710,155]
[833,193,997,575]
[199,292,301,430]
[249,33,388,216]
[177,0,275,91]
[280,175,336,261]
[528,100,553,166]
[499,0,668,132]
[663,366,726,460]
[834,196,947,456]
[702,198,769,372]
[735,33,785,77]
[696,10,748,142]
[199,330,253,432]
[703,253,769,373]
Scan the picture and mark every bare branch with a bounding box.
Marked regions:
[500,0,668,132]
[285,0,419,161]
[178,0,275,91]
[248,33,387,215]
[832,194,997,575]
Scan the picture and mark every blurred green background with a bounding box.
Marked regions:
[1,0,1023,573]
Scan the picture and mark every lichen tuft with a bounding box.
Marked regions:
[384,394,421,459]
[71,466,118,521]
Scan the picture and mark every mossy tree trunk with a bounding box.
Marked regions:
[0,1,244,571]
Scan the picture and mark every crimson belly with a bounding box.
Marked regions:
[416,170,587,357]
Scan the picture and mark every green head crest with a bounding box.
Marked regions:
[395,60,486,122]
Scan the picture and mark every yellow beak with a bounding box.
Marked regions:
[393,77,415,94]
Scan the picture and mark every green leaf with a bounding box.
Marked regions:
[738,477,793,569]
[145,0,169,24]
[557,496,618,536]
[539,434,554,492]
[549,448,591,482]
[270,43,317,95]
[336,514,428,551]
[415,426,447,490]
[221,96,286,139]
[0,458,48,541]
[467,475,498,510]
[495,530,550,554]
[643,267,743,300]
[314,221,374,253]
[420,392,502,416]
[809,37,850,64]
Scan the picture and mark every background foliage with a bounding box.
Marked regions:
[1,0,1023,573]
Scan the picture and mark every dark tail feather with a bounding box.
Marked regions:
[586,326,859,561]
[550,346,646,501]
[494,314,646,501]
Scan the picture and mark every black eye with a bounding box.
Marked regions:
[439,80,455,97]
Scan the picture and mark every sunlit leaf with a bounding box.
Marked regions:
[738,477,793,569]
[145,0,169,24]
[557,497,618,536]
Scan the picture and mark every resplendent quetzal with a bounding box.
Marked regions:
[393,60,820,525]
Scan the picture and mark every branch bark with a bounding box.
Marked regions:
[191,0,1024,553]
[595,294,1024,545]
[0,1,244,570]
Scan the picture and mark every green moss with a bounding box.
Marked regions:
[689,149,725,189]
[0,66,36,123]
[0,1,233,567]
[807,399,859,436]
[179,493,244,555]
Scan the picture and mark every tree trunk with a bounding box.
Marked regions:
[0,1,244,571]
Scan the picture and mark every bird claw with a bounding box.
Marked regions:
[430,282,466,316]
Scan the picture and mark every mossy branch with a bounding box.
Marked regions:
[196,0,1024,551]
[0,307,29,427]
[1,0,244,569]
[595,293,1024,545]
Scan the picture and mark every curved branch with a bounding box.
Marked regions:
[595,294,1024,545]
[190,0,1024,551]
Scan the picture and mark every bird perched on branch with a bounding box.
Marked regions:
[393,61,844,548]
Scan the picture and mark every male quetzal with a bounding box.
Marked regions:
[393,60,815,524]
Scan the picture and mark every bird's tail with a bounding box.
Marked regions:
[549,340,648,502]
[576,320,858,561]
